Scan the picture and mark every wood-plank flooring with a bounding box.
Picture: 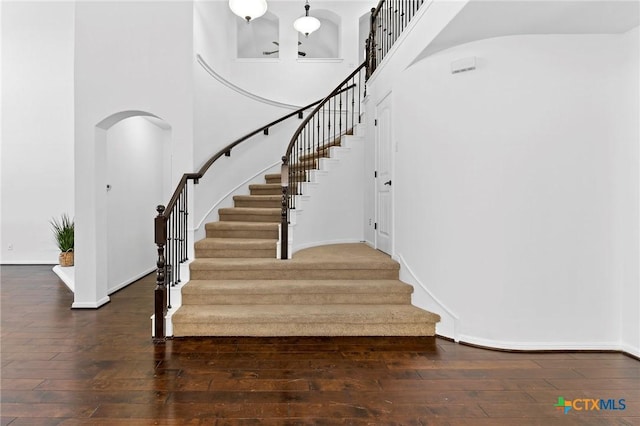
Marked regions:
[1,265,639,425]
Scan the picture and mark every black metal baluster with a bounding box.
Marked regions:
[322,104,325,155]
[183,187,188,262]
[339,89,343,137]
[314,111,322,168]
[351,77,356,129]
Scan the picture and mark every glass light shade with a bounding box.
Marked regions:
[229,0,267,22]
[293,16,321,36]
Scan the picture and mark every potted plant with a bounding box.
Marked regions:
[51,214,74,267]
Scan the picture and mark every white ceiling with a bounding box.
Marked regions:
[414,0,640,60]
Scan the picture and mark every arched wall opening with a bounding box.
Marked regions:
[105,115,171,293]
[298,9,341,58]
[237,11,280,58]
[73,110,171,308]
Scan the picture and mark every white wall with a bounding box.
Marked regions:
[615,27,640,356]
[362,0,468,246]
[386,31,639,354]
[191,0,369,240]
[1,1,75,264]
[73,1,194,308]
[195,0,370,106]
[106,117,167,293]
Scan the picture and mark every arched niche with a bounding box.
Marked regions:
[237,11,280,58]
[297,9,340,59]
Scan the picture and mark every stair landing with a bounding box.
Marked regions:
[172,244,440,337]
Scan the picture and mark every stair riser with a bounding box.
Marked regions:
[219,214,280,223]
[206,229,278,239]
[233,200,281,208]
[194,249,276,259]
[182,293,412,305]
[250,188,282,196]
[174,322,436,337]
[190,269,399,280]
[300,150,331,162]
[265,177,281,184]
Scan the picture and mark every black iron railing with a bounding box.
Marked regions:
[153,98,324,342]
[368,0,425,77]
[279,62,367,259]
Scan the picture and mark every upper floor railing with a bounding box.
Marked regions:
[368,0,425,77]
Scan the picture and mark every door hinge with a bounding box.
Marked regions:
[374,119,378,126]
[374,171,377,178]
[374,223,378,230]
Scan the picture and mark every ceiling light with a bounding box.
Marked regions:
[293,0,321,37]
[229,0,268,23]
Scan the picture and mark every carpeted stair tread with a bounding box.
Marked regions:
[233,195,281,202]
[249,183,281,194]
[219,207,280,215]
[232,195,281,208]
[205,221,279,239]
[181,279,413,305]
[194,238,277,249]
[182,279,413,296]
[219,207,280,222]
[190,256,399,272]
[264,173,281,184]
[173,304,440,325]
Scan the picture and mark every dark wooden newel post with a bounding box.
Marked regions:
[280,157,289,260]
[154,205,168,342]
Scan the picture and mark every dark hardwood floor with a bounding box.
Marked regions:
[1,265,638,425]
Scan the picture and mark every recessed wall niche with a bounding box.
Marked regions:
[297,10,340,59]
[237,11,279,58]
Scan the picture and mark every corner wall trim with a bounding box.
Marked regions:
[397,254,460,340]
[457,334,632,354]
[197,54,302,111]
[108,267,156,295]
[71,296,110,309]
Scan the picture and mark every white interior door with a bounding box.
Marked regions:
[375,94,393,254]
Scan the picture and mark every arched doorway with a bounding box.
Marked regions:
[72,110,171,308]
[105,115,171,293]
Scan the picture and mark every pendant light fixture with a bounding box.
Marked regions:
[229,0,268,23]
[293,0,321,37]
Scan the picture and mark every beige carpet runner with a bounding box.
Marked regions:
[172,146,440,336]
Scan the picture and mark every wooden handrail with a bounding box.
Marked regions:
[280,61,367,260]
[160,98,325,219]
[284,62,367,159]
[152,94,325,342]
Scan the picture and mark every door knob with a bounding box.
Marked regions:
[384,180,392,186]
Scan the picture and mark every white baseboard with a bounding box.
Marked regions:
[457,334,624,352]
[1,260,57,265]
[397,254,460,341]
[52,265,75,292]
[72,296,110,309]
[108,267,156,294]
[619,342,640,359]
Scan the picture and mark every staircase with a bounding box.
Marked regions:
[171,143,440,337]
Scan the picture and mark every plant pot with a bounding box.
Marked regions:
[59,251,74,267]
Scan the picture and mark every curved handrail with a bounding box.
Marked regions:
[279,61,368,260]
[284,61,367,159]
[152,94,324,341]
[160,97,324,220]
[196,54,303,111]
